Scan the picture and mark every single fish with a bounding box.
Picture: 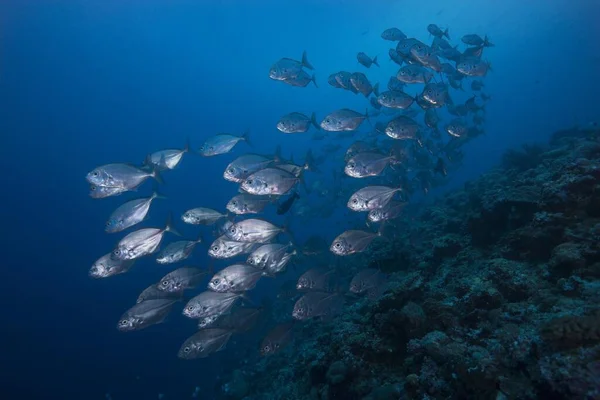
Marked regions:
[112,216,180,261]
[178,328,233,359]
[208,264,264,293]
[461,34,494,47]
[89,253,135,279]
[292,292,344,321]
[269,51,313,81]
[260,322,295,356]
[422,83,451,107]
[396,38,425,57]
[345,152,397,178]
[445,118,469,138]
[332,71,359,94]
[330,230,383,256]
[456,57,492,77]
[223,153,278,183]
[357,52,379,68]
[226,193,271,215]
[156,236,202,264]
[182,207,227,225]
[385,115,420,140]
[89,184,128,199]
[397,65,433,84]
[348,185,402,211]
[381,28,407,41]
[157,267,209,294]
[226,218,285,243]
[320,109,369,132]
[137,283,182,303]
[377,90,415,109]
[117,299,177,332]
[350,73,377,98]
[427,24,449,39]
[183,291,244,319]
[144,139,190,170]
[241,167,300,196]
[199,131,250,157]
[105,192,162,233]
[296,268,335,292]
[277,112,320,134]
[86,163,162,190]
[208,235,261,259]
[349,268,389,299]
[246,242,295,274]
[282,70,317,88]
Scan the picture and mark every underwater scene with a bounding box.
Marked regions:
[2,0,600,399]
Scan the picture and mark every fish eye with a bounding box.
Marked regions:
[90,185,97,190]
[247,179,253,185]
[161,281,168,286]
[187,305,194,311]
[335,243,342,248]
[113,249,120,256]
[212,279,220,285]
[119,320,128,325]
[92,171,99,176]
[326,119,331,123]
[184,346,191,353]
[212,246,219,252]
[352,198,358,204]
[232,201,237,205]
[248,259,254,264]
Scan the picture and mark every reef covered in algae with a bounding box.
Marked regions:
[220,128,600,400]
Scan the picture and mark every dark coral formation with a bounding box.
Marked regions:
[222,128,600,400]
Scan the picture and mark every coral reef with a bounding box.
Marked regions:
[223,129,600,399]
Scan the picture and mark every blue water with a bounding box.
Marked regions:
[1,1,599,399]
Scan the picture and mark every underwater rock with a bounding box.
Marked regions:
[325,360,347,385]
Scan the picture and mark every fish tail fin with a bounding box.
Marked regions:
[311,74,318,88]
[165,213,182,236]
[373,82,380,97]
[152,166,165,185]
[183,137,191,153]
[196,232,205,244]
[484,35,494,47]
[444,28,450,40]
[372,55,379,67]
[242,129,252,147]
[487,60,493,72]
[143,154,153,169]
[151,189,167,201]
[304,149,319,172]
[301,50,314,70]
[310,112,320,130]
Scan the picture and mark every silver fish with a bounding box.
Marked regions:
[381,27,407,41]
[145,140,189,170]
[330,230,382,256]
[456,57,491,77]
[277,112,320,134]
[89,253,135,279]
[241,167,300,196]
[183,291,244,319]
[349,268,389,299]
[157,267,208,294]
[105,192,162,233]
[269,51,313,81]
[397,65,433,84]
[112,217,179,261]
[156,237,202,264]
[206,307,262,333]
[445,118,469,138]
[422,83,450,107]
[357,52,379,68]
[246,243,296,275]
[199,132,249,157]
[367,200,406,223]
[292,292,344,321]
[427,24,449,39]
[282,70,317,88]
[208,235,261,259]
[182,207,227,225]
[461,34,494,47]
[385,115,420,140]
[396,38,424,56]
[320,109,369,132]
[224,154,277,183]
[296,268,335,292]
[178,328,233,360]
[348,185,402,211]
[377,90,415,109]
[86,163,162,190]
[260,322,295,356]
[208,264,264,293]
[410,43,442,72]
[117,299,177,332]
[333,71,359,93]
[345,152,396,178]
[349,72,377,97]
[226,218,284,243]
[226,193,271,215]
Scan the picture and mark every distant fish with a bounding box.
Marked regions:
[348,185,402,211]
[199,131,250,157]
[89,253,135,279]
[156,236,202,264]
[461,34,494,47]
[457,57,492,77]
[260,322,295,356]
[381,27,407,41]
[241,167,300,196]
[330,230,383,256]
[226,193,272,215]
[178,328,233,359]
[157,267,209,294]
[427,24,450,40]
[269,51,314,81]
[320,109,369,132]
[112,215,180,261]
[224,153,277,183]
[144,139,190,170]
[276,192,300,215]
[208,264,264,293]
[182,207,227,225]
[86,163,163,190]
[292,292,344,321]
[357,52,379,68]
[117,299,177,332]
[105,192,163,233]
[277,112,320,134]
